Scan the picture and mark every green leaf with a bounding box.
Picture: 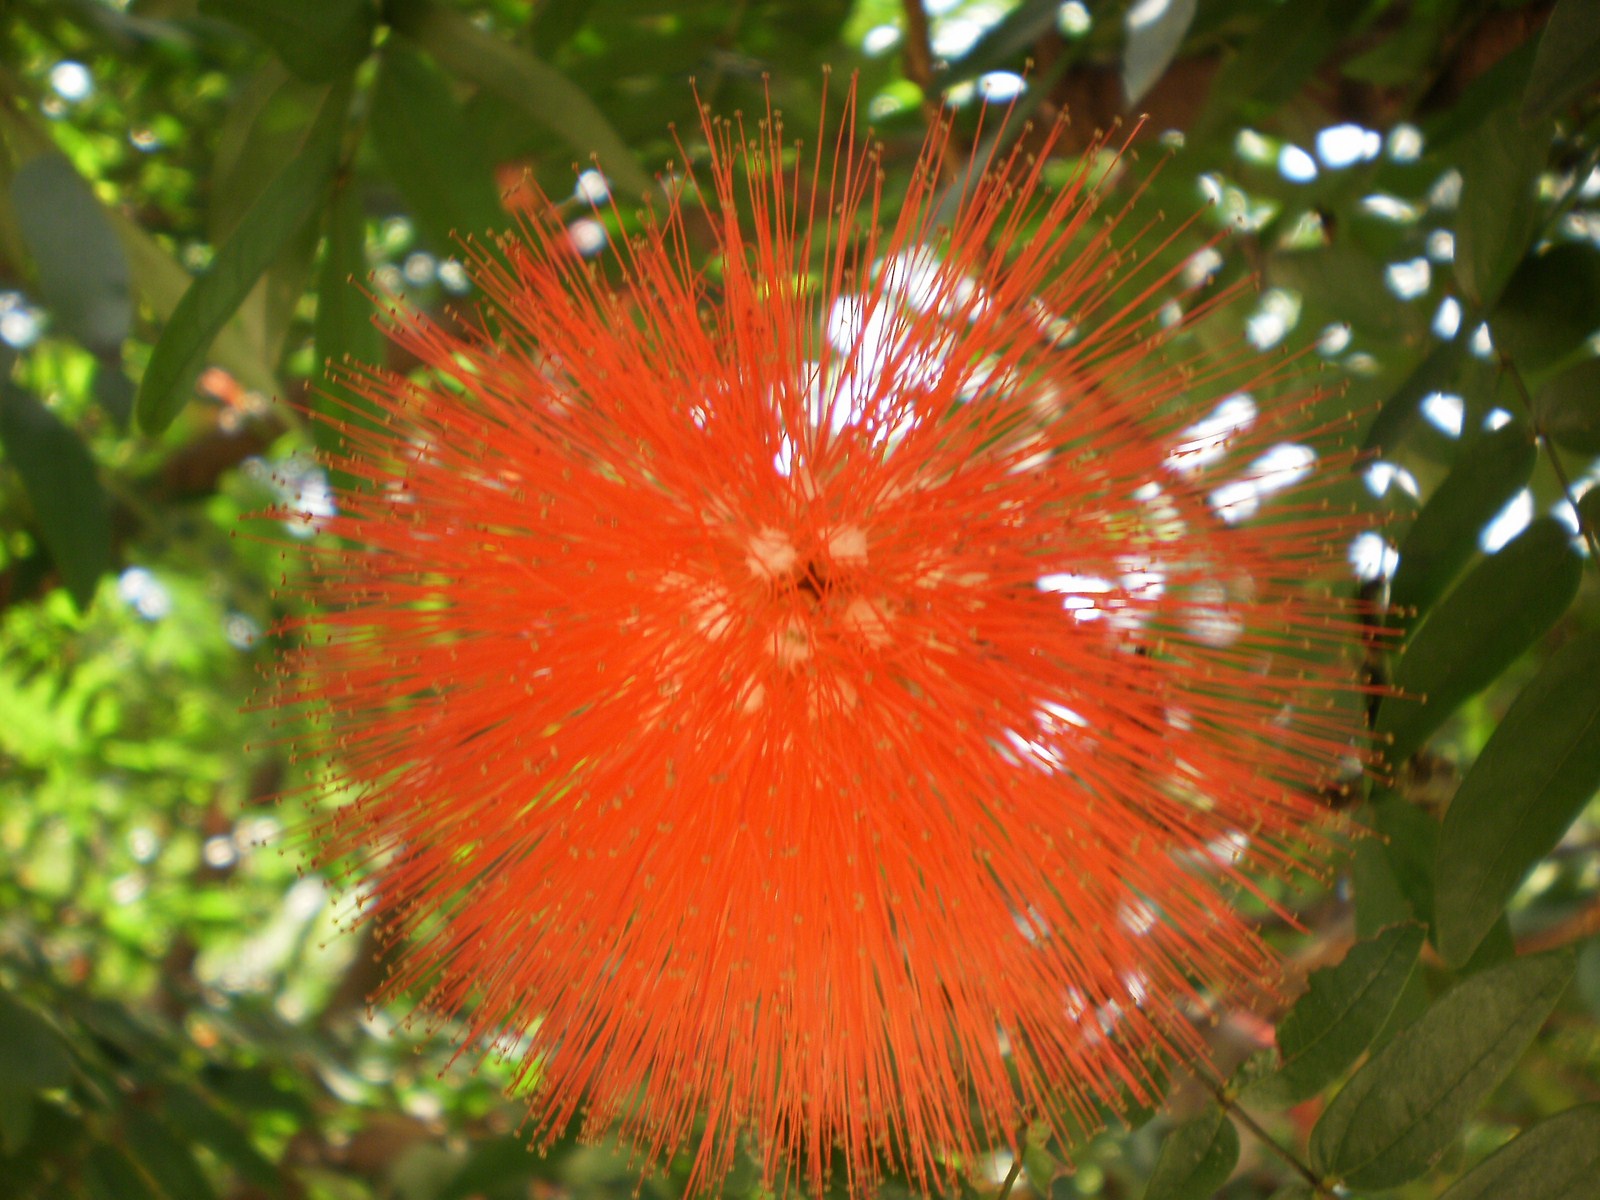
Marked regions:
[1434,628,1600,966]
[164,1087,280,1192]
[1388,421,1536,622]
[124,1108,220,1200]
[1196,0,1357,134]
[9,154,132,356]
[0,992,72,1093]
[370,39,509,253]
[1533,358,1600,454]
[0,379,113,611]
[134,82,348,435]
[0,990,73,1155]
[197,0,375,83]
[1521,0,1600,125]
[1309,950,1574,1189]
[83,1144,159,1200]
[1439,1105,1600,1200]
[1123,0,1197,105]
[312,177,384,474]
[1455,104,1548,309]
[108,209,278,396]
[209,65,329,243]
[1361,338,1464,455]
[386,0,653,202]
[1243,924,1425,1108]
[1580,487,1600,540]
[1490,243,1600,377]
[1143,1105,1239,1200]
[1369,793,1441,929]
[1378,517,1582,763]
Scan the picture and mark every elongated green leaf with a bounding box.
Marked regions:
[0,989,73,1156]
[1439,1105,1600,1200]
[1582,487,1600,537]
[1244,924,1425,1108]
[0,991,72,1093]
[1362,339,1465,455]
[164,1087,280,1191]
[0,379,113,611]
[1144,1105,1238,1200]
[1491,243,1600,377]
[1435,629,1600,966]
[370,39,508,253]
[135,82,348,435]
[10,154,132,356]
[125,1108,219,1200]
[83,1145,158,1200]
[1370,793,1441,928]
[108,209,277,395]
[386,0,653,201]
[1379,518,1582,763]
[1388,421,1535,622]
[1123,0,1197,104]
[198,0,375,83]
[312,179,384,469]
[1534,359,1600,454]
[1521,0,1600,125]
[1455,104,1547,309]
[209,65,328,243]
[1309,950,1573,1189]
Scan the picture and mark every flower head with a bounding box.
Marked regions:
[285,82,1372,1195]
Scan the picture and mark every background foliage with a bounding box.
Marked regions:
[3,0,1600,1197]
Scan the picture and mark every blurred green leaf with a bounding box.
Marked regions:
[1143,1105,1238,1200]
[134,81,348,435]
[197,0,375,83]
[1533,358,1600,454]
[108,209,278,395]
[1434,628,1600,966]
[387,0,654,201]
[0,991,72,1093]
[1378,517,1582,764]
[0,990,73,1155]
[83,1144,159,1200]
[1309,950,1573,1189]
[1438,1104,1600,1200]
[209,65,330,243]
[1197,0,1358,134]
[9,154,132,357]
[370,38,509,253]
[1521,0,1600,125]
[312,176,384,473]
[124,1107,220,1200]
[1579,485,1600,536]
[1243,923,1424,1108]
[1455,104,1547,309]
[1491,243,1600,377]
[0,378,113,611]
[1123,0,1196,105]
[1388,420,1536,622]
[1362,338,1465,454]
[938,0,1056,84]
[165,1087,281,1193]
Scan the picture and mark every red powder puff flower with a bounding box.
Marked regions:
[284,82,1372,1196]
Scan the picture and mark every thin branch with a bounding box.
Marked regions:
[1500,354,1600,563]
[994,1151,1025,1200]
[899,0,941,121]
[1198,1073,1335,1199]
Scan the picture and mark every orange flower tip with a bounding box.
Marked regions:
[280,78,1384,1197]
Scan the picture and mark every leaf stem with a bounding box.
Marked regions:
[1499,354,1600,564]
[994,1152,1025,1200]
[1202,1076,1335,1199]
